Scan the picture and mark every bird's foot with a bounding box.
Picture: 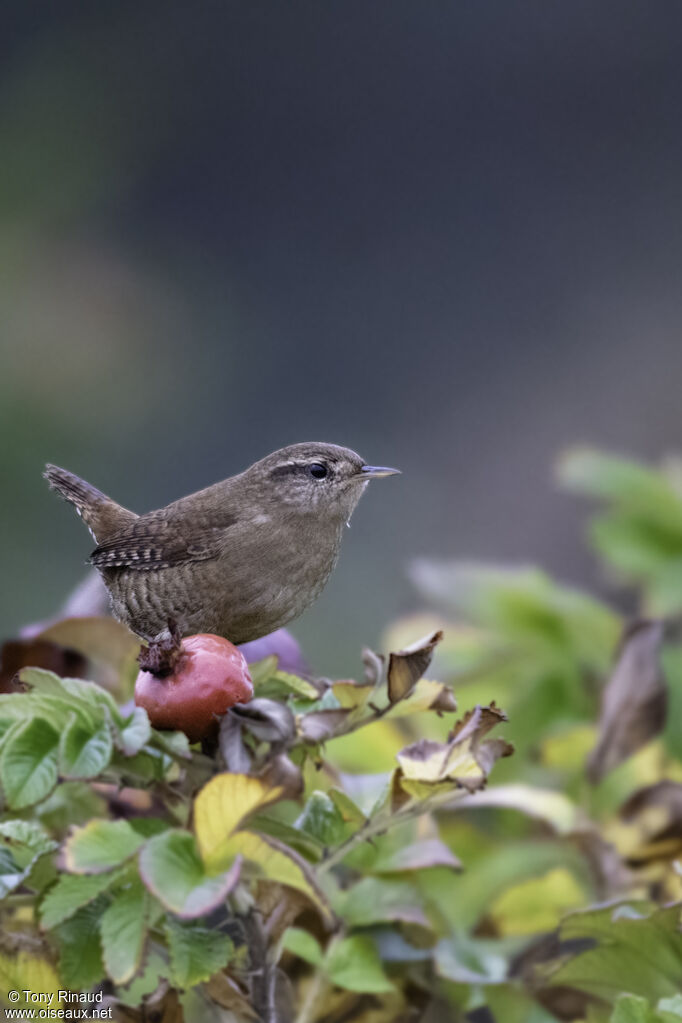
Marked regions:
[138,620,183,678]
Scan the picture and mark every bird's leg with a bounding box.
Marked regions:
[138,619,183,677]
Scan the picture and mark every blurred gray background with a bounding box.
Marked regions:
[3,2,682,673]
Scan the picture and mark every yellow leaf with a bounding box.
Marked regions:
[0,947,62,1007]
[194,774,285,868]
[222,831,332,920]
[489,868,586,936]
[386,679,456,718]
[396,739,483,784]
[332,681,374,710]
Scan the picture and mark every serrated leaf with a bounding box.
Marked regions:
[0,819,58,896]
[19,668,106,727]
[139,830,241,919]
[41,871,120,929]
[392,703,513,810]
[59,714,113,779]
[0,717,60,808]
[325,935,395,993]
[552,903,682,1001]
[115,950,167,1006]
[0,819,56,857]
[117,707,151,757]
[194,773,285,869]
[100,878,147,984]
[165,917,233,988]
[54,900,106,990]
[63,819,146,874]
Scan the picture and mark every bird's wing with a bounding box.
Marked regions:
[89,511,236,571]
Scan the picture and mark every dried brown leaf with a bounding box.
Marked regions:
[387,630,443,704]
[587,620,667,783]
[299,709,350,743]
[0,638,87,693]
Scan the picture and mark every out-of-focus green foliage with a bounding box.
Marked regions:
[3,447,682,1021]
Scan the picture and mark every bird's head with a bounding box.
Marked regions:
[245,442,400,522]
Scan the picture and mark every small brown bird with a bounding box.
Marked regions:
[44,443,399,647]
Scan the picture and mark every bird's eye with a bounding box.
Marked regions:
[308,463,328,480]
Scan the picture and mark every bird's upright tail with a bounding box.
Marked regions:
[44,464,137,543]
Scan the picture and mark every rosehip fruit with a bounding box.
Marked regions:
[134,634,253,742]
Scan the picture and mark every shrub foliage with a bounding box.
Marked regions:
[2,448,682,1022]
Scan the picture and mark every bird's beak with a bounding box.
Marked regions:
[358,465,401,479]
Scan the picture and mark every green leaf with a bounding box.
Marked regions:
[282,927,323,967]
[165,917,233,988]
[54,901,106,990]
[18,669,104,727]
[0,819,58,895]
[370,837,461,874]
[138,830,241,919]
[100,878,148,984]
[255,669,319,701]
[0,717,60,808]
[435,934,508,984]
[558,449,682,531]
[0,845,25,899]
[552,903,682,1002]
[295,791,349,846]
[59,714,113,779]
[0,819,56,856]
[41,871,121,929]
[325,935,395,994]
[115,950,167,1006]
[36,781,106,834]
[611,994,663,1023]
[63,819,146,874]
[149,728,191,758]
[335,877,429,929]
[117,707,151,756]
